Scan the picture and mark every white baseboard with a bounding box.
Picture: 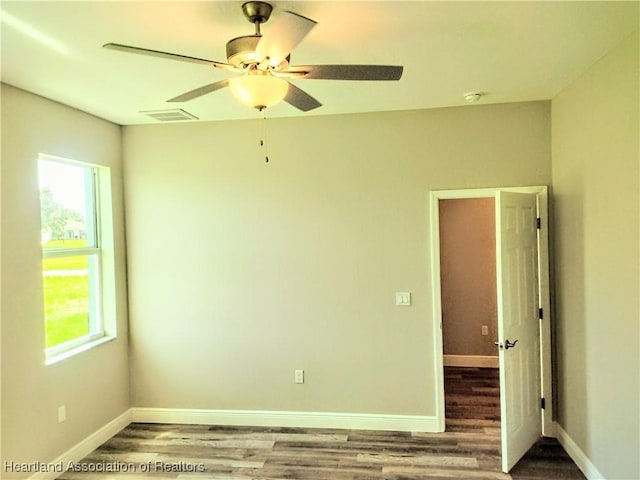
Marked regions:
[26,407,437,479]
[556,423,605,480]
[443,354,499,368]
[131,407,440,433]
[29,409,132,480]
[34,408,611,480]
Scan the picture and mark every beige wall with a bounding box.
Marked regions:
[124,101,550,415]
[551,31,639,479]
[439,198,497,356]
[0,85,130,475]
[1,25,637,472]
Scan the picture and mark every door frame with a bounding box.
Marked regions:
[430,185,554,436]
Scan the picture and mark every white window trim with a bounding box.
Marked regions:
[39,153,118,364]
[45,335,115,365]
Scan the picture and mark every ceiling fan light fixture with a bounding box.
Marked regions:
[229,70,288,110]
[103,1,402,114]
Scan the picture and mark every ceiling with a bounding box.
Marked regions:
[1,1,637,125]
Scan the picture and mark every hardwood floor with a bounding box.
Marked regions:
[444,366,585,480]
[56,368,584,479]
[444,366,501,424]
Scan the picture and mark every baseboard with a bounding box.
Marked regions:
[131,407,440,433]
[29,409,132,480]
[443,354,499,368]
[556,423,605,480]
[26,407,437,479]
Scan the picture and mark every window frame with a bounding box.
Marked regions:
[38,154,116,364]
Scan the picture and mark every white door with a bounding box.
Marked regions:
[495,191,541,472]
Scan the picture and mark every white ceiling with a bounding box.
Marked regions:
[1,1,637,125]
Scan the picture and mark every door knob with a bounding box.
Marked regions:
[494,339,519,350]
[505,339,519,349]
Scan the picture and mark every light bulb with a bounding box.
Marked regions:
[229,70,288,110]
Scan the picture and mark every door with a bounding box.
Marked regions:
[495,191,541,472]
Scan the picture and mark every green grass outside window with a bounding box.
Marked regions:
[42,241,92,348]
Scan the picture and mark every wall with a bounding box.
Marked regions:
[124,101,550,418]
[551,31,639,479]
[0,85,130,475]
[439,198,497,357]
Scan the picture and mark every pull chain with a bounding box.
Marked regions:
[260,110,270,163]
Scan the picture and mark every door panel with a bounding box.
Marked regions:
[496,191,541,472]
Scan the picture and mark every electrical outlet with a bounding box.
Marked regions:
[482,325,489,336]
[294,369,304,384]
[57,405,67,423]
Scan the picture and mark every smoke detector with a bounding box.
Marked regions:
[464,92,483,103]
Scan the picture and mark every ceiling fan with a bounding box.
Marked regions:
[103,1,404,112]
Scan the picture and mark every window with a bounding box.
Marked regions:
[38,155,115,362]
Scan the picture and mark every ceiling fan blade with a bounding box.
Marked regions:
[287,65,403,81]
[256,11,317,67]
[284,82,322,112]
[167,79,230,102]
[103,43,237,71]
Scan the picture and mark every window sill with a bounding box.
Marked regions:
[46,334,116,366]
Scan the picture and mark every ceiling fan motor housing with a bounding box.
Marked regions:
[226,35,261,68]
[226,35,291,70]
[228,2,293,69]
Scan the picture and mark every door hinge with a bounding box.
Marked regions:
[536,217,541,229]
[541,397,546,409]
[539,307,544,320]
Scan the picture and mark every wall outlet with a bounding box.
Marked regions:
[294,369,304,384]
[57,405,67,423]
[482,325,489,336]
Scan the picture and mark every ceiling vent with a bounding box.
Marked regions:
[140,109,198,122]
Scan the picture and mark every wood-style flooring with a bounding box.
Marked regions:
[444,366,501,424]
[57,367,585,480]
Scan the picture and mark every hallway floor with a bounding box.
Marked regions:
[444,366,586,479]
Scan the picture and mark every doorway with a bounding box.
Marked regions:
[430,186,554,468]
[438,197,501,429]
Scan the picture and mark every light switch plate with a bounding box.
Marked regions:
[395,292,411,306]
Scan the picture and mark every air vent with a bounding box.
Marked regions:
[140,109,198,122]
